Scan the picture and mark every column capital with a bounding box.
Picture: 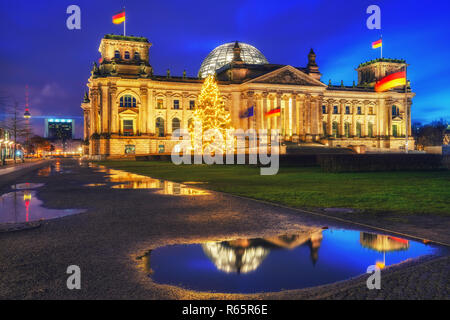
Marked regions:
[140,87,148,96]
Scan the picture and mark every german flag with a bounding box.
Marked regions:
[265,108,280,118]
[113,9,125,24]
[372,39,382,49]
[375,71,406,92]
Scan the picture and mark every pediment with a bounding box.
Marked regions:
[119,109,138,116]
[248,65,326,87]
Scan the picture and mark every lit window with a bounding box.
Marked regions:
[172,118,180,133]
[344,123,351,137]
[120,95,137,108]
[392,105,399,116]
[332,121,339,137]
[356,122,362,137]
[123,120,134,136]
[368,123,374,137]
[157,99,164,109]
[156,117,165,137]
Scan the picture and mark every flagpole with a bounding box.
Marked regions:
[380,34,383,59]
[405,65,409,153]
[123,6,126,36]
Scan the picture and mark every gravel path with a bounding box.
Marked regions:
[0,160,448,300]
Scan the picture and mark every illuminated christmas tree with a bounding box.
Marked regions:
[190,74,233,153]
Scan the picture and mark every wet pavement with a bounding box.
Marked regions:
[0,159,448,299]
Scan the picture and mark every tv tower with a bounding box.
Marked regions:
[24,84,31,119]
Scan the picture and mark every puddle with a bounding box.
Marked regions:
[11,183,45,190]
[0,190,86,224]
[143,229,445,293]
[89,165,210,196]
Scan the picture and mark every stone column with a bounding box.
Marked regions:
[276,92,282,132]
[140,87,148,134]
[101,85,109,134]
[182,92,188,130]
[292,93,297,137]
[109,86,117,133]
[83,111,89,140]
[327,99,333,136]
[284,96,290,137]
[240,92,248,130]
[255,94,262,130]
[351,100,357,136]
[90,88,99,136]
[148,90,155,134]
[339,99,346,138]
[247,91,255,130]
[262,92,268,130]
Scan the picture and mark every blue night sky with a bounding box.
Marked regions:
[0,0,449,138]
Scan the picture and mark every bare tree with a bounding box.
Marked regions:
[2,100,31,161]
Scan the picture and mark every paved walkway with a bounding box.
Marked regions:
[0,160,48,176]
[0,160,448,299]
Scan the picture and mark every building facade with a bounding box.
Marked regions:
[82,35,414,157]
[45,118,75,140]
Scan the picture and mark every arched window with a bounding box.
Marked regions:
[172,118,180,133]
[124,51,130,59]
[120,95,137,108]
[332,121,339,137]
[344,123,351,137]
[114,50,121,59]
[356,122,362,137]
[134,52,140,60]
[156,117,165,137]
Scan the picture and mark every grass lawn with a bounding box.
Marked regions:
[99,161,450,215]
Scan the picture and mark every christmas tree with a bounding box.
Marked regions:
[190,75,233,153]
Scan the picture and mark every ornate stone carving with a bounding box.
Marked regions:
[256,70,318,86]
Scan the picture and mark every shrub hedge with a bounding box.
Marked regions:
[317,154,444,172]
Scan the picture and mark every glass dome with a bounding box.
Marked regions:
[198,42,269,78]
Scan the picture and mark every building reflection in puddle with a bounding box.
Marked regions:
[0,188,86,224]
[360,232,410,269]
[145,229,442,293]
[89,165,210,196]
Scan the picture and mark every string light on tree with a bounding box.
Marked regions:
[189,74,233,154]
